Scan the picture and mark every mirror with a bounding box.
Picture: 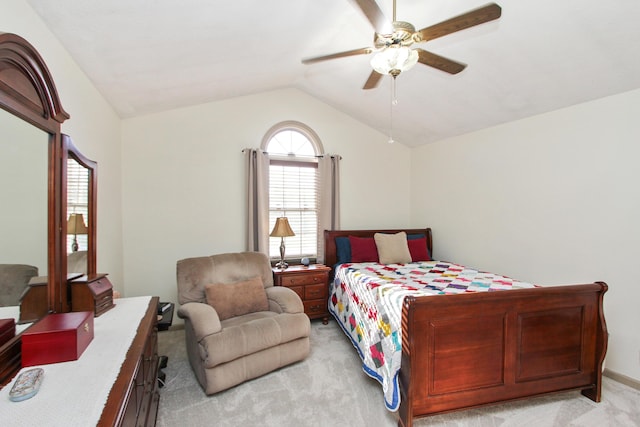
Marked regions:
[64,135,97,278]
[0,110,49,332]
[66,157,89,274]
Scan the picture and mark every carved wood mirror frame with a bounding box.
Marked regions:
[0,32,96,385]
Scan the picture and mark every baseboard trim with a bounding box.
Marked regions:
[603,368,640,391]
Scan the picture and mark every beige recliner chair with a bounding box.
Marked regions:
[0,264,38,307]
[176,252,311,394]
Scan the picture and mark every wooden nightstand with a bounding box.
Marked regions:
[273,264,331,324]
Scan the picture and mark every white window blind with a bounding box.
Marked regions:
[67,159,89,253]
[268,160,318,260]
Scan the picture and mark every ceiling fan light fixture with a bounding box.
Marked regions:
[370,45,418,76]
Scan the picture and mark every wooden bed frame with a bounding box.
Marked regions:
[324,228,608,427]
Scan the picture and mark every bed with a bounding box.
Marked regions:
[324,228,608,427]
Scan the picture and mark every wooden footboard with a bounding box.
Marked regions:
[397,282,608,427]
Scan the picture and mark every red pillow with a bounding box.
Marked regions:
[349,236,379,262]
[408,237,431,262]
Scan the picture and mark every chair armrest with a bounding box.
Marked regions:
[266,286,304,314]
[177,302,222,340]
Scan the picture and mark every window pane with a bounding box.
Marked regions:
[269,163,318,260]
[269,211,317,258]
[66,159,89,253]
[267,130,315,156]
[265,125,320,261]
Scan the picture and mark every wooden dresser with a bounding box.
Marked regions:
[0,297,159,427]
[273,264,331,323]
[99,297,159,426]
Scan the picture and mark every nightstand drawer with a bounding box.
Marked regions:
[303,299,327,316]
[288,286,304,300]
[280,272,326,287]
[273,264,331,323]
[305,283,327,300]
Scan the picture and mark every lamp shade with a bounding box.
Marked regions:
[370,46,419,76]
[67,213,88,235]
[270,217,295,238]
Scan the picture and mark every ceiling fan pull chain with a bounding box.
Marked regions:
[389,76,396,144]
[392,75,398,105]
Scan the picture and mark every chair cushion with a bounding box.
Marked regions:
[200,311,311,368]
[205,276,269,321]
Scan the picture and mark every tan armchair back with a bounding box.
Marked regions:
[177,251,273,305]
[0,264,38,307]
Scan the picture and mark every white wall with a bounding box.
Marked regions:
[2,0,124,288]
[121,88,411,305]
[410,88,640,382]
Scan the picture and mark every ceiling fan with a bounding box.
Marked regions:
[302,0,502,89]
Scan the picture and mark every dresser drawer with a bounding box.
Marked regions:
[304,283,327,300]
[279,272,327,287]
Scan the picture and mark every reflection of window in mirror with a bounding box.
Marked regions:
[66,158,89,254]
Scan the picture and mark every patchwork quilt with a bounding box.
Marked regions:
[328,261,537,411]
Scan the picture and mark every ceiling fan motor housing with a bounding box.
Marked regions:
[374,21,417,49]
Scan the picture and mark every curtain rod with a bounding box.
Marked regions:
[242,148,341,160]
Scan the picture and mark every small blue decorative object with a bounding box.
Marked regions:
[301,257,310,266]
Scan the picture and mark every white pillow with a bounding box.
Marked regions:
[374,232,412,264]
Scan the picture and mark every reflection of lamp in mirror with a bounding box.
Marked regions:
[270,217,295,269]
[67,213,88,252]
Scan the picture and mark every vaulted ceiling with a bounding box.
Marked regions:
[27,0,640,147]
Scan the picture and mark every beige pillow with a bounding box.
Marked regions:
[374,232,412,264]
[204,276,269,321]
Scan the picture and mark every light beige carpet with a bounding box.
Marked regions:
[157,321,640,427]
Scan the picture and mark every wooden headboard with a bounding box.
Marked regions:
[323,228,433,277]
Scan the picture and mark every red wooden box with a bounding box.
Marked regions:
[21,311,94,366]
[0,318,16,347]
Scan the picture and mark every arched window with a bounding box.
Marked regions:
[262,121,323,262]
